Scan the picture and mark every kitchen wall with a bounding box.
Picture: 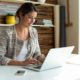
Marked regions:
[58,0,78,54]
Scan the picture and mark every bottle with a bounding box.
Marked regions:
[6,13,16,24]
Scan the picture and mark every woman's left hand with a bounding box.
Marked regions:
[23,57,40,65]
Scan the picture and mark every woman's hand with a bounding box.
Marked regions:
[8,57,41,66]
[22,57,40,66]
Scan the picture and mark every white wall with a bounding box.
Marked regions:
[58,0,78,54]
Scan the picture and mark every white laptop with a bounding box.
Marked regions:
[23,46,74,71]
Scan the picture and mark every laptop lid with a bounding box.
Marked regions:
[40,46,74,71]
[23,46,74,71]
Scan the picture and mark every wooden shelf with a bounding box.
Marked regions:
[0,24,14,26]
[0,0,57,7]
[33,24,54,27]
[0,24,54,27]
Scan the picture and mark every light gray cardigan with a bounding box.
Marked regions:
[0,26,41,65]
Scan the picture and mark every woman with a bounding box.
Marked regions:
[0,3,45,65]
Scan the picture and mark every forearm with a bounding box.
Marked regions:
[7,60,24,66]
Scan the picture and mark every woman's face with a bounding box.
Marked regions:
[20,11,37,27]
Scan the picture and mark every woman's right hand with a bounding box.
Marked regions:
[7,57,40,66]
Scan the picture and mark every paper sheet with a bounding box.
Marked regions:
[66,54,80,65]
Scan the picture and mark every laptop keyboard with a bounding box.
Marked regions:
[33,65,41,69]
[23,64,42,69]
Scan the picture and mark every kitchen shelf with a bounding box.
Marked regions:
[32,24,54,27]
[0,0,57,7]
[0,24,54,27]
[0,24,14,27]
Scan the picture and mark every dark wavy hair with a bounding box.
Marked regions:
[16,3,37,18]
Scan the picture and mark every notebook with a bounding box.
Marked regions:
[23,46,74,71]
